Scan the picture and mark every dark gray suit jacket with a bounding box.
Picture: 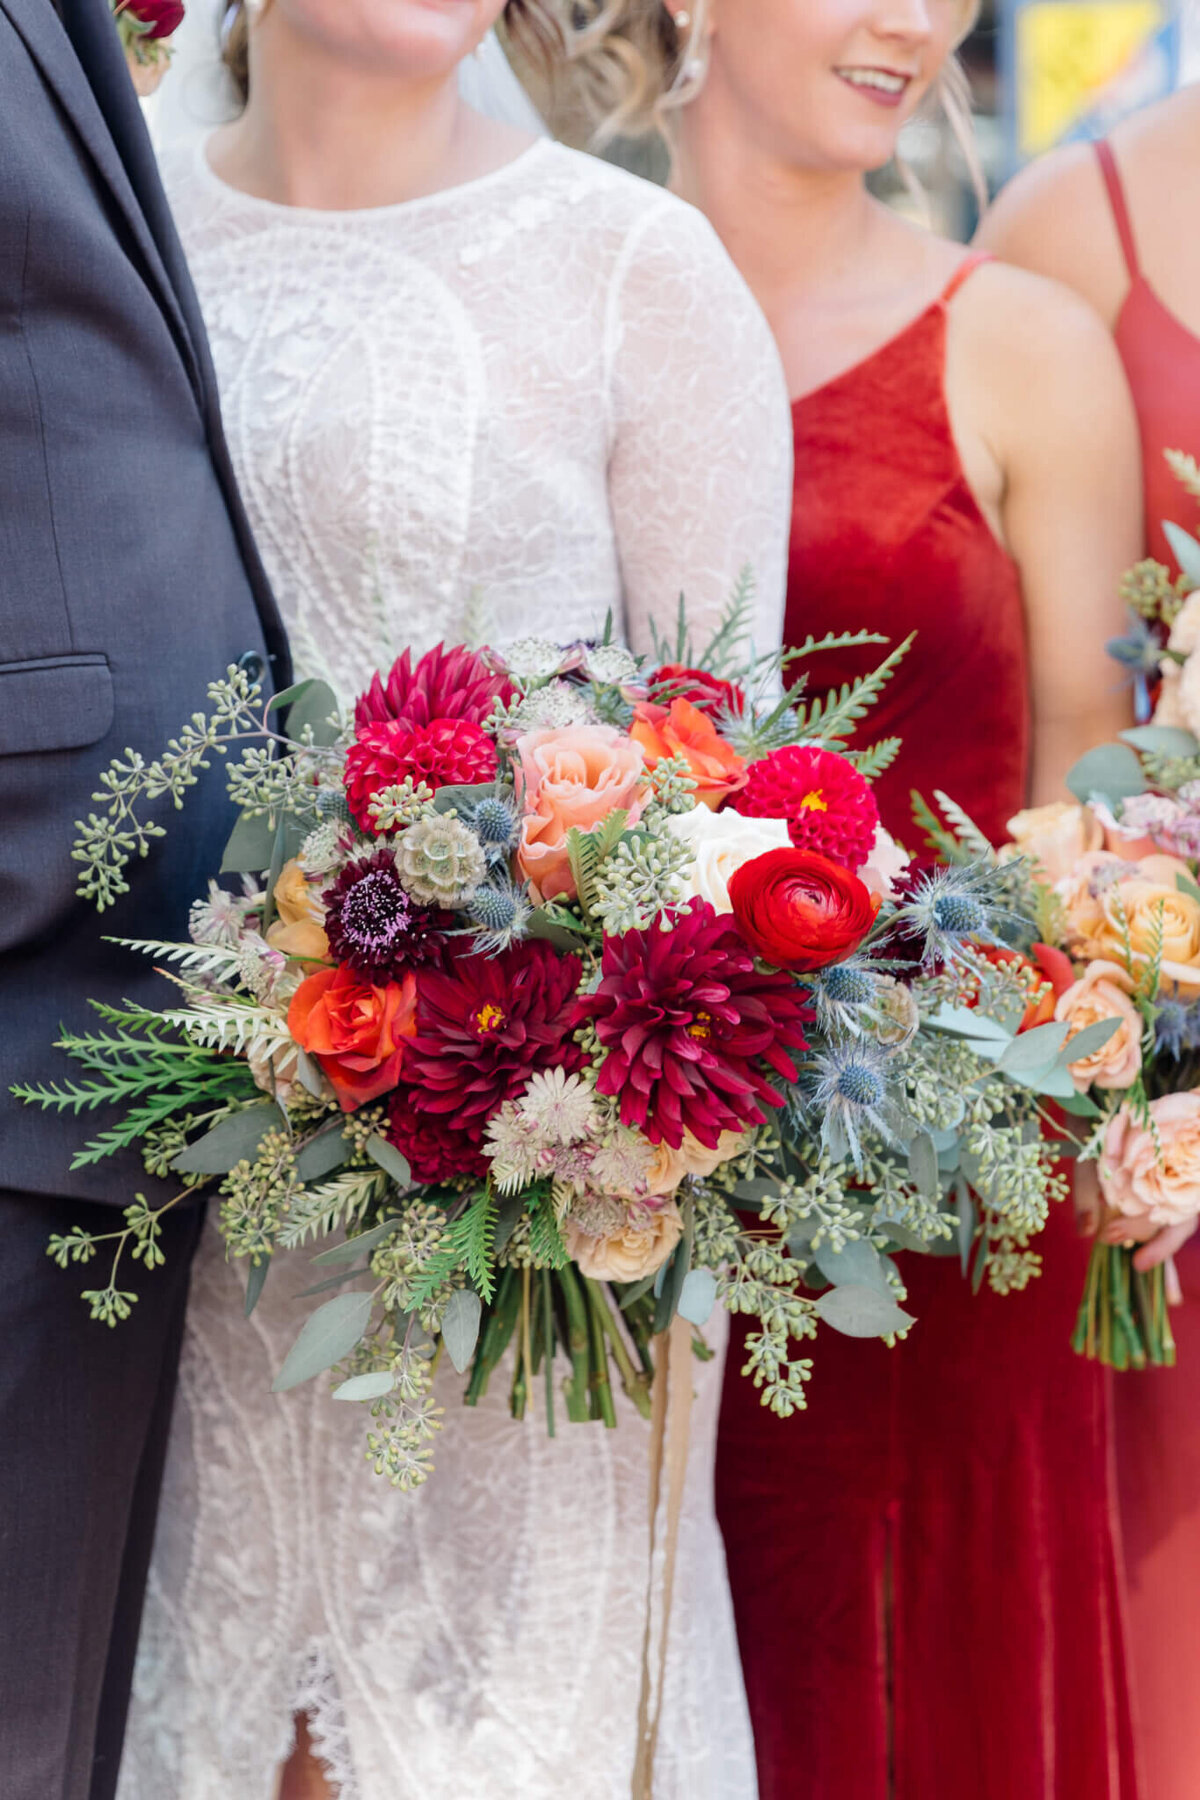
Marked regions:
[0,0,292,1206]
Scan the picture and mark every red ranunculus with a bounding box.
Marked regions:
[651,663,745,717]
[288,965,417,1111]
[121,0,185,38]
[344,716,498,833]
[728,848,879,971]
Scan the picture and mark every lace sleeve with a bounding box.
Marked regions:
[605,196,792,661]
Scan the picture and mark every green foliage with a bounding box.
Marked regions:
[845,736,903,782]
[406,1189,499,1309]
[791,631,914,746]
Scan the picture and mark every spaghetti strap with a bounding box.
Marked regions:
[940,251,993,305]
[1095,139,1140,279]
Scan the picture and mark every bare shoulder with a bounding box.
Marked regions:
[976,142,1123,319]
[950,260,1135,448]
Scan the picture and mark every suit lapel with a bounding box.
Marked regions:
[1,0,203,401]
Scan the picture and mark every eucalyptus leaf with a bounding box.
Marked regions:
[1057,1090,1103,1118]
[1052,1016,1119,1070]
[907,1130,940,1199]
[874,1216,947,1255]
[311,1216,403,1266]
[442,1287,483,1373]
[432,781,499,816]
[1179,872,1200,907]
[493,1191,525,1256]
[295,1048,330,1100]
[244,1255,271,1318]
[332,1370,396,1403]
[295,1128,352,1184]
[997,1021,1070,1078]
[924,1003,1013,1044]
[813,1236,889,1294]
[365,1134,411,1189]
[525,908,588,952]
[1031,1064,1080,1100]
[272,1290,374,1392]
[266,677,320,715]
[280,678,341,748]
[1121,723,1199,757]
[1164,520,1200,587]
[813,1284,915,1338]
[677,1267,719,1326]
[220,809,277,875]
[1065,743,1146,806]
[172,1101,285,1176]
[298,1264,373,1297]
[955,1180,975,1277]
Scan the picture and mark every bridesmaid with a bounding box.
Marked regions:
[667,0,1144,1794]
[980,90,1200,1800]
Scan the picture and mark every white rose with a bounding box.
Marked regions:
[665,807,791,913]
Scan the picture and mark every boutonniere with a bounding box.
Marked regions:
[112,0,185,97]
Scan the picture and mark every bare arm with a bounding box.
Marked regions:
[975,144,1128,328]
[954,265,1142,801]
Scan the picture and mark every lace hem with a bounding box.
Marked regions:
[291,1641,362,1800]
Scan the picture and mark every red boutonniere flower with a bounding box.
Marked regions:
[728,847,880,971]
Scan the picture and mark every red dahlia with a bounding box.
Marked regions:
[345,718,498,833]
[575,898,811,1150]
[733,745,878,871]
[394,941,584,1129]
[355,643,512,735]
[385,1103,488,1185]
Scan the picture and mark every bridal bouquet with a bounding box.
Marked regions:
[19,602,1066,1487]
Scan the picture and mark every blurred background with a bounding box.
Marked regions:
[151,0,1197,239]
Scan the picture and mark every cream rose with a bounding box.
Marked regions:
[1154,591,1200,736]
[1053,960,1143,1092]
[564,1200,684,1282]
[1099,1092,1200,1229]
[644,1128,748,1196]
[1006,801,1103,884]
[516,725,647,903]
[664,808,790,913]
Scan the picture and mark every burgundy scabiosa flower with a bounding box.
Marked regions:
[577,898,812,1149]
[345,718,498,832]
[355,642,512,734]
[394,940,584,1131]
[323,851,447,981]
[733,745,878,871]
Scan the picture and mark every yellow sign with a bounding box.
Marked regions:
[1016,0,1170,157]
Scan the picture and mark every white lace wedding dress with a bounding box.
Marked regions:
[117,135,791,1800]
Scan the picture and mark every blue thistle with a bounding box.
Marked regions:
[798,1040,909,1172]
[467,878,532,955]
[888,862,1025,969]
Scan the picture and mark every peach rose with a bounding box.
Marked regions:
[266,858,330,962]
[1087,859,1200,999]
[1154,591,1200,736]
[564,1199,684,1282]
[1099,1091,1200,1229]
[516,725,647,903]
[1006,801,1103,884]
[629,697,747,810]
[1053,960,1143,1091]
[1059,851,1129,958]
[644,1128,748,1196]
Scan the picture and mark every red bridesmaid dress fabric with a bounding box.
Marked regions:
[715,255,1140,1800]
[1098,136,1200,1800]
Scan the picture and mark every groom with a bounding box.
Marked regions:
[0,2,290,1795]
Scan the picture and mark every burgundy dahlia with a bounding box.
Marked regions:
[355,643,513,735]
[324,852,447,981]
[395,940,584,1129]
[734,745,878,871]
[576,898,811,1149]
[385,1103,488,1185]
[345,718,498,833]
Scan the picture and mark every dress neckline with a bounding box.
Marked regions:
[193,132,551,223]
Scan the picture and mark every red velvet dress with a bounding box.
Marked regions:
[715,256,1140,1800]
[1098,137,1200,1800]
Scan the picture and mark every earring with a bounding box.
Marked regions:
[673,9,692,27]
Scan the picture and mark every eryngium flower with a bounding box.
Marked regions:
[886,861,1023,968]
[576,897,811,1149]
[324,852,446,981]
[355,642,511,733]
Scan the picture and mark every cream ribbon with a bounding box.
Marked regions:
[632,1311,694,1800]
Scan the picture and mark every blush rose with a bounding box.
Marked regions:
[564,1200,684,1282]
[1053,960,1143,1091]
[515,724,647,902]
[1099,1091,1200,1230]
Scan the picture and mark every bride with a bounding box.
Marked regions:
[118,3,791,1797]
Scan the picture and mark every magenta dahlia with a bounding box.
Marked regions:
[394,941,584,1129]
[576,898,811,1150]
[385,1102,488,1185]
[355,643,513,735]
[345,718,498,833]
[733,745,878,871]
[324,851,447,981]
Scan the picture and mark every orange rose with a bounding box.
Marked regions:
[1053,960,1143,1091]
[288,965,416,1111]
[629,697,746,810]
[516,724,647,903]
[266,858,330,963]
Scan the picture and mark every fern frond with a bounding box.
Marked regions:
[794,633,915,745]
[109,937,247,981]
[697,568,756,675]
[931,791,997,864]
[781,628,890,664]
[276,1168,390,1248]
[846,737,903,782]
[160,1001,293,1060]
[1165,448,1200,503]
[528,1199,569,1270]
[909,790,973,864]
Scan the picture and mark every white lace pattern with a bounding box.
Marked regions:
[117,135,791,1800]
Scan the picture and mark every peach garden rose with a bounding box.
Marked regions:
[563,1199,684,1282]
[516,724,647,903]
[629,696,747,809]
[1099,1091,1200,1230]
[1006,800,1103,884]
[265,857,331,962]
[1053,960,1143,1092]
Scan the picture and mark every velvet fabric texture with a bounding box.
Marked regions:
[715,258,1140,1800]
[1098,135,1200,1800]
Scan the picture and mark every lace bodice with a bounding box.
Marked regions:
[159,137,791,701]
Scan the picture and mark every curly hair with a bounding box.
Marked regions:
[219,0,698,144]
